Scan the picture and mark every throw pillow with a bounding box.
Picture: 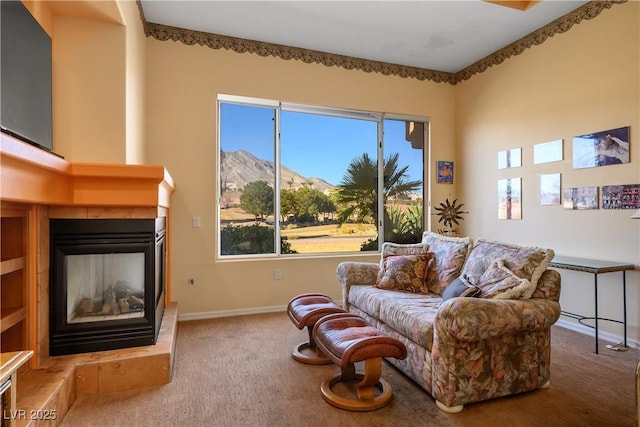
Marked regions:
[441,275,481,301]
[476,258,535,299]
[377,242,431,282]
[460,238,554,291]
[375,253,435,294]
[420,231,472,295]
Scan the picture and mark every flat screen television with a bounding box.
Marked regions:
[1,0,53,151]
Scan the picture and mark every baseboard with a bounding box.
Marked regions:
[178,294,343,322]
[178,305,288,321]
[555,318,640,350]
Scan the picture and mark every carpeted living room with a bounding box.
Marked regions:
[1,1,639,426]
[55,313,636,427]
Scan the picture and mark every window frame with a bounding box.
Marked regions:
[217,94,429,260]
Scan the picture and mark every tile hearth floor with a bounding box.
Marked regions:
[14,303,177,427]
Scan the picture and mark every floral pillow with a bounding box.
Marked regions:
[375,253,435,294]
[476,259,535,299]
[377,242,430,278]
[420,231,472,295]
[461,238,554,291]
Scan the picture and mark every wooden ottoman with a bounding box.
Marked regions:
[287,293,346,365]
[312,312,407,411]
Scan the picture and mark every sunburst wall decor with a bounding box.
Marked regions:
[434,198,468,229]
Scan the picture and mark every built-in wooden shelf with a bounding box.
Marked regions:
[0,257,25,275]
[0,307,27,333]
[0,203,29,357]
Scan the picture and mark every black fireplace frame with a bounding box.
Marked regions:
[49,218,165,356]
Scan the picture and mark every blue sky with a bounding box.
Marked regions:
[220,103,423,187]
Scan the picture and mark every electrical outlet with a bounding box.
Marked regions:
[274,269,282,280]
[192,216,201,228]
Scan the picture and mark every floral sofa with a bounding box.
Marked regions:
[336,232,561,413]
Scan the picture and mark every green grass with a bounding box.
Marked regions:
[281,223,377,253]
[280,223,376,239]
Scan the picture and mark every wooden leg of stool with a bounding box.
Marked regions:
[307,326,317,349]
[340,363,357,380]
[358,357,382,401]
[292,326,331,365]
[321,358,393,412]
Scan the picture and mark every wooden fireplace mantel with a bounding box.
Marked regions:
[1,115,176,427]
[0,132,175,207]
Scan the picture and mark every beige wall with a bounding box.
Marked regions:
[456,1,640,341]
[144,40,457,315]
[53,14,126,162]
[121,0,146,164]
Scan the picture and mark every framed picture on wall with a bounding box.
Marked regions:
[498,148,522,169]
[534,139,563,164]
[540,173,561,205]
[437,161,454,184]
[563,186,598,210]
[572,126,630,169]
[601,184,640,209]
[498,178,522,219]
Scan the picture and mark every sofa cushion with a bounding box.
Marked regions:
[376,253,435,294]
[476,259,535,299]
[348,285,431,319]
[420,232,472,295]
[378,297,441,351]
[441,275,481,301]
[461,238,554,292]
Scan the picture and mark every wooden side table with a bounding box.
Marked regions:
[1,351,33,427]
[549,256,635,354]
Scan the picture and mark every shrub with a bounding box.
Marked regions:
[220,224,298,255]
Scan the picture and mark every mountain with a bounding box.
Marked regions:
[220,150,336,194]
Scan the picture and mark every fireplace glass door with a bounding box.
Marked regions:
[66,252,145,324]
[50,218,165,356]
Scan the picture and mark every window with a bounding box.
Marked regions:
[218,95,426,258]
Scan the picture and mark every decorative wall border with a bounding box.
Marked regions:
[456,0,625,82]
[141,0,625,85]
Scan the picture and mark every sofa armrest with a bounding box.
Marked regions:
[435,297,561,342]
[336,262,379,309]
[432,297,561,408]
[531,269,561,301]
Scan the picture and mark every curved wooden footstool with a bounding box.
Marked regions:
[287,293,346,365]
[312,313,407,411]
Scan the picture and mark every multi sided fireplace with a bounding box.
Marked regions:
[49,218,166,356]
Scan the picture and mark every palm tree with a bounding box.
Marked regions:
[335,152,421,232]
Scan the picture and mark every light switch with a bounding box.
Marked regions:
[192,216,201,228]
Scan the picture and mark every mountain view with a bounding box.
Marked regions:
[219,148,423,254]
[220,150,336,194]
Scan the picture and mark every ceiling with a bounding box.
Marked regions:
[139,0,589,74]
